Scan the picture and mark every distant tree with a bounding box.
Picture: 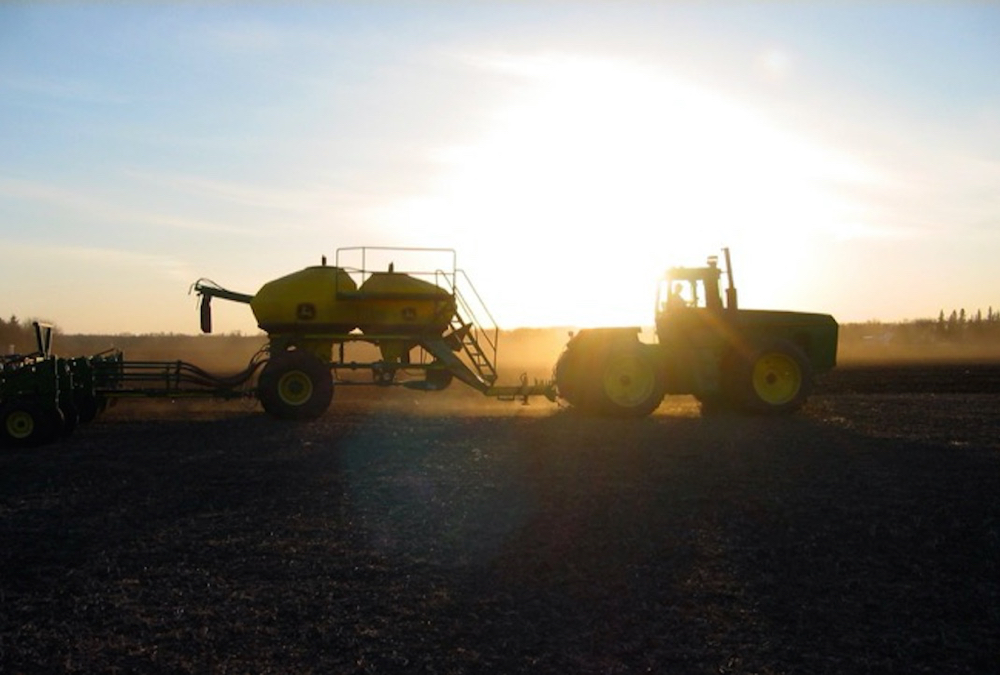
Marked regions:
[0,315,32,354]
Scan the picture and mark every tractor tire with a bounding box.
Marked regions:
[553,348,587,409]
[554,345,610,414]
[595,345,665,418]
[1,400,62,448]
[733,339,813,415]
[258,351,333,421]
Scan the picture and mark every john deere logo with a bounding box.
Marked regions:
[296,303,317,320]
[402,307,417,321]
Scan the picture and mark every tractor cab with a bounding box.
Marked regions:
[655,250,737,320]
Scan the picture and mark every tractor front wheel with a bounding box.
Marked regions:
[258,351,333,420]
[735,340,812,415]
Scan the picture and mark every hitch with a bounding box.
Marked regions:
[486,373,557,404]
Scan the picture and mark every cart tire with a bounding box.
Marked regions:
[424,368,454,391]
[258,351,333,420]
[1,400,61,448]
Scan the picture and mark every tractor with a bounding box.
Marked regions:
[553,249,838,416]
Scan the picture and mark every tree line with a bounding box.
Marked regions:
[837,307,1000,346]
[0,316,63,356]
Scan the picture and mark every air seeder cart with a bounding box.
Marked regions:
[193,247,554,419]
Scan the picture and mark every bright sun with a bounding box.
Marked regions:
[384,53,868,328]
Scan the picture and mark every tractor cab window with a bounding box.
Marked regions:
[657,278,698,313]
[657,271,724,315]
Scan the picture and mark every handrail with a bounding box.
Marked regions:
[335,246,457,292]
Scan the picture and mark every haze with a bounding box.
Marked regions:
[1,3,997,335]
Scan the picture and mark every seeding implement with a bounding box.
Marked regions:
[0,323,121,447]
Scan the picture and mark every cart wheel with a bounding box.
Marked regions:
[736,340,812,414]
[598,345,664,418]
[258,351,333,420]
[1,400,61,448]
[424,368,454,391]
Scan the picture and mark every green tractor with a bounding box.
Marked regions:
[554,249,838,416]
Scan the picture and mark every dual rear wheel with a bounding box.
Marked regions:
[556,342,665,418]
[598,346,665,417]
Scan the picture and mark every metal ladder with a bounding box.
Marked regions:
[445,311,498,385]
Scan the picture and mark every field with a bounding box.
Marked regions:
[2,336,999,673]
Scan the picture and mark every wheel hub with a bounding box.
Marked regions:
[604,355,656,408]
[752,353,802,405]
[6,411,35,439]
[278,371,314,406]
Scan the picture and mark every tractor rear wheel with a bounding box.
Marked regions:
[1,400,62,448]
[258,351,333,420]
[597,345,665,418]
[734,340,812,414]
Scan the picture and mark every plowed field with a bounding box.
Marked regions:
[2,363,998,673]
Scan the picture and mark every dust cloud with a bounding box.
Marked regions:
[58,324,1000,422]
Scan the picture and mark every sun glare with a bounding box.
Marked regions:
[380,53,875,328]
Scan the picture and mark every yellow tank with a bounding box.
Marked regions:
[356,271,456,335]
[251,266,358,334]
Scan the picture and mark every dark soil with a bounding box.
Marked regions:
[2,364,998,674]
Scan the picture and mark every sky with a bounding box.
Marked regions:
[1,2,998,335]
